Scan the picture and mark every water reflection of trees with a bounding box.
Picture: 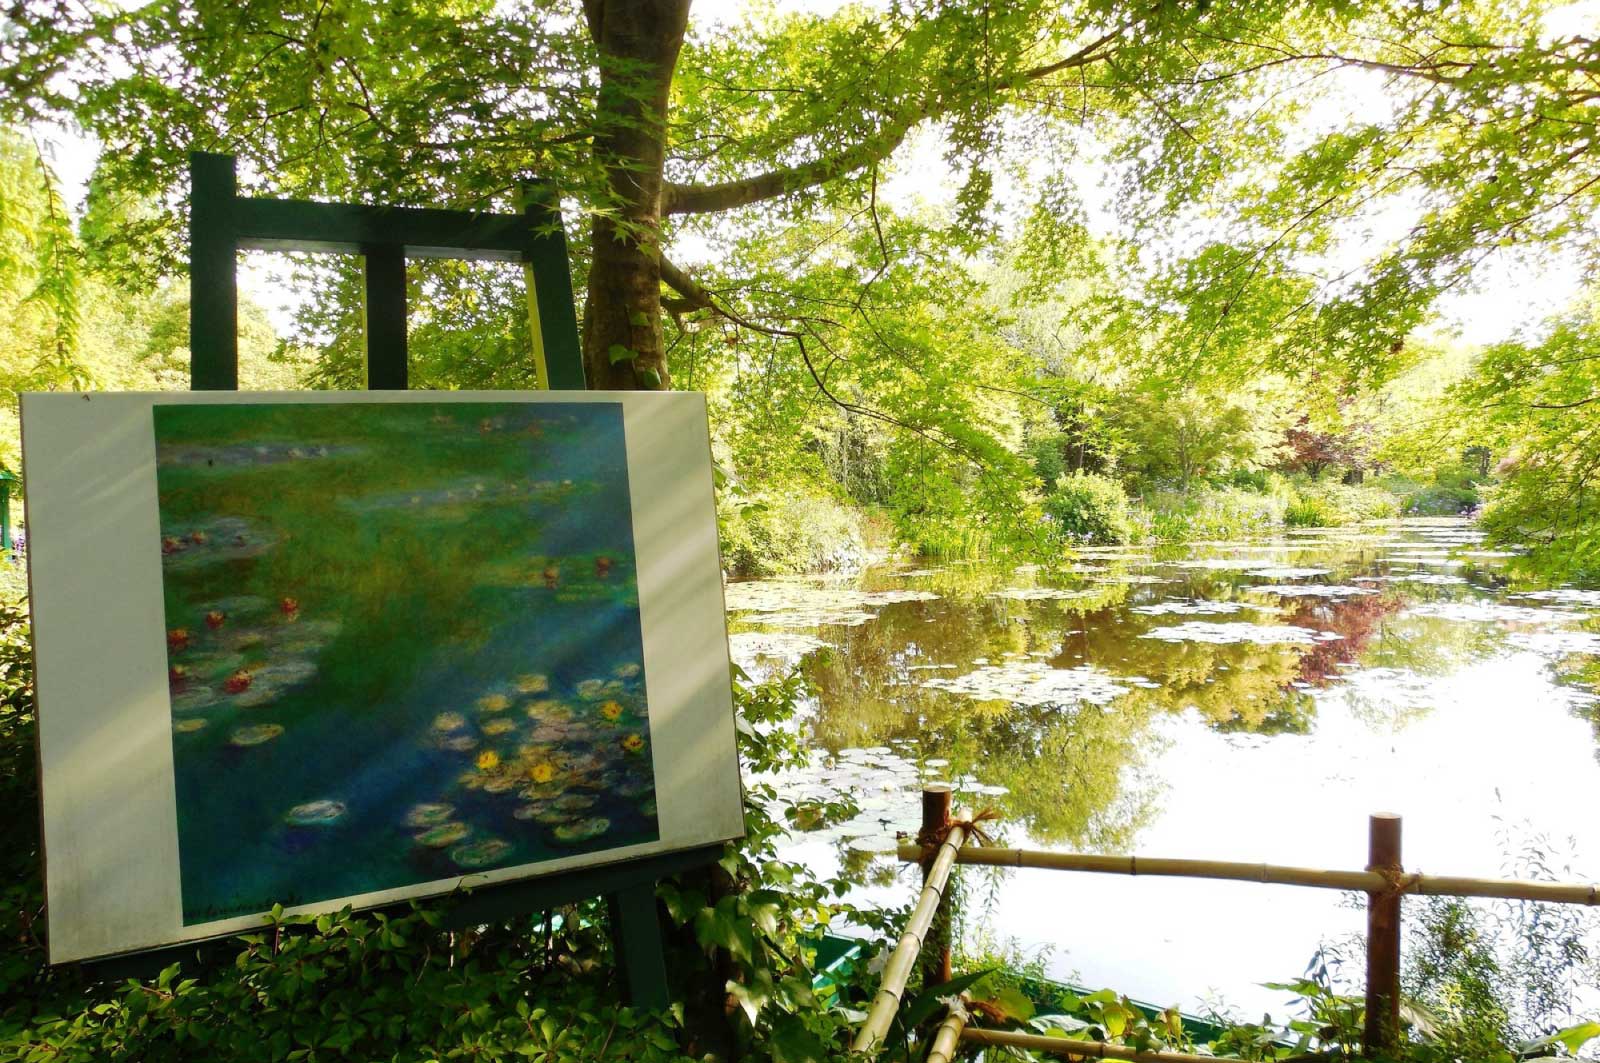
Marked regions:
[779,546,1561,852]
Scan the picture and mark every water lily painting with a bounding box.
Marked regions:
[152,401,658,924]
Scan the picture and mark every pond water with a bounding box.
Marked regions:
[726,519,1600,1019]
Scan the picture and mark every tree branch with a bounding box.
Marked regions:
[660,25,1128,216]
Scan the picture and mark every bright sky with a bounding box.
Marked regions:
[27,0,1600,345]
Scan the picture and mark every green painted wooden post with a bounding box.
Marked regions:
[519,182,586,391]
[184,152,678,1011]
[362,244,408,389]
[189,154,239,390]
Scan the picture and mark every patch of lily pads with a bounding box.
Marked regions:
[1404,601,1587,625]
[159,517,279,570]
[1139,622,1342,645]
[1507,630,1600,656]
[1130,600,1266,616]
[1355,573,1469,586]
[917,660,1129,708]
[727,632,828,669]
[987,587,1101,601]
[723,581,939,628]
[1511,589,1600,607]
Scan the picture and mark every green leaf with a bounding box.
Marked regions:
[607,343,637,365]
[725,977,768,1026]
[768,1015,828,1063]
[900,968,998,1030]
[1522,1021,1600,1056]
[983,986,1035,1024]
[637,365,662,390]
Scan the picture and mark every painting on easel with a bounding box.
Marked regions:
[152,401,659,923]
[23,391,741,964]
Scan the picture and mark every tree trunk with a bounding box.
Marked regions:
[580,0,689,390]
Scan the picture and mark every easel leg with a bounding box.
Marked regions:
[609,881,670,1010]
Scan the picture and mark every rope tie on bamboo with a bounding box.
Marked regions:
[915,808,999,867]
[1367,863,1421,896]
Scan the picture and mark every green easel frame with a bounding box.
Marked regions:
[174,151,682,1008]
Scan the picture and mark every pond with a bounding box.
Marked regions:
[726,519,1600,1019]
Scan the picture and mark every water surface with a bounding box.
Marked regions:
[728,519,1600,1017]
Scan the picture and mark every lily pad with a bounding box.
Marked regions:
[918,661,1128,708]
[1139,622,1341,645]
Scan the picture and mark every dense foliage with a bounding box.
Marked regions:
[0,0,1596,570]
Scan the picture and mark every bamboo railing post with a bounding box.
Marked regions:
[919,785,954,988]
[850,805,968,1056]
[1363,813,1403,1056]
[925,1007,968,1063]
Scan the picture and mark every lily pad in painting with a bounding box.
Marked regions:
[415,822,471,848]
[552,818,611,845]
[229,724,285,747]
[451,838,513,869]
[285,800,347,827]
[403,803,454,828]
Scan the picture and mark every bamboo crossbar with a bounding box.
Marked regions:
[961,1027,1232,1062]
[897,845,1600,906]
[849,823,968,1055]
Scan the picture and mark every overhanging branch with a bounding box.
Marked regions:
[660,24,1130,217]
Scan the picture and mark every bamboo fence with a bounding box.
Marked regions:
[960,1027,1239,1062]
[850,790,1600,1061]
[848,786,967,1055]
[894,845,1600,906]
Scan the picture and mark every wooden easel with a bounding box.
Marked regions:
[166,151,687,1008]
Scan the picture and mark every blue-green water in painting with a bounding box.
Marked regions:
[153,401,657,924]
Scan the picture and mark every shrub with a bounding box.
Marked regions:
[1044,471,1134,544]
[1285,495,1333,527]
[1213,468,1269,493]
[1137,486,1287,541]
[719,491,867,577]
[1404,483,1480,515]
[1391,463,1484,516]
[1285,480,1403,526]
